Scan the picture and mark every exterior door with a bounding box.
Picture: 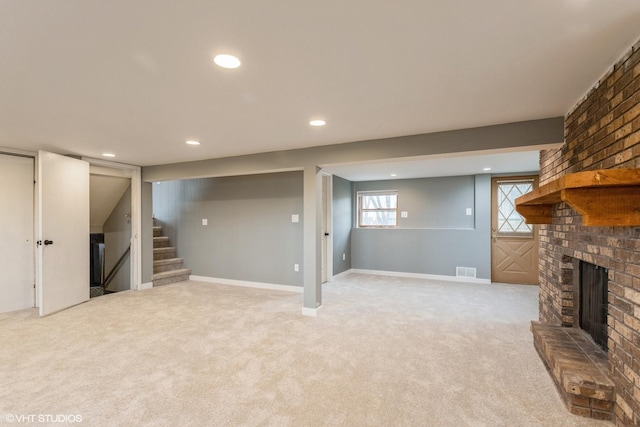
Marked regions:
[37,151,90,316]
[0,154,34,313]
[491,176,539,285]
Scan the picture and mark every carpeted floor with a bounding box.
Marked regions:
[0,273,610,426]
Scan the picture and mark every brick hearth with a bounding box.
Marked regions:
[532,322,614,420]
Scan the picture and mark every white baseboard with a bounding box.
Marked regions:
[302,305,322,317]
[138,282,153,290]
[350,269,491,284]
[190,275,303,293]
[331,269,354,280]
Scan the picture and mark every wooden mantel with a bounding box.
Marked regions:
[515,169,640,226]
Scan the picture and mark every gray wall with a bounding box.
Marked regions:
[141,118,562,303]
[332,175,353,275]
[355,176,476,229]
[352,175,491,279]
[153,171,304,287]
[103,185,131,292]
[141,181,154,284]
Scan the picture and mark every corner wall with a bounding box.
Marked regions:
[351,175,491,279]
[332,175,353,275]
[141,181,154,285]
[103,185,132,292]
[152,171,304,287]
[538,39,640,426]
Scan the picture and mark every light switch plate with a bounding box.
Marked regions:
[202,219,208,225]
[466,208,473,216]
[291,214,299,223]
[401,211,408,218]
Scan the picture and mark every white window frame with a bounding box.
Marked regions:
[357,190,398,228]
[496,179,535,237]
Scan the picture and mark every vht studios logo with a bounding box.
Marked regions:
[4,414,83,423]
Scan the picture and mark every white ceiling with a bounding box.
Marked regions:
[1,1,640,172]
[322,149,541,182]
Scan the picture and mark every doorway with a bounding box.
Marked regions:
[89,172,132,296]
[491,176,539,285]
[35,152,143,315]
[0,150,142,316]
[321,173,332,284]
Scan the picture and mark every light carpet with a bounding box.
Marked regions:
[0,273,609,426]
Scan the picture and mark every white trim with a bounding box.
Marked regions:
[83,157,140,171]
[302,305,322,317]
[189,275,303,293]
[350,269,491,284]
[321,172,333,283]
[34,153,40,308]
[0,146,37,157]
[139,282,153,290]
[83,157,142,292]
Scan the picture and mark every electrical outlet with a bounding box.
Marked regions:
[294,264,299,272]
[343,253,346,261]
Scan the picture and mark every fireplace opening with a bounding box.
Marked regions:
[579,261,608,351]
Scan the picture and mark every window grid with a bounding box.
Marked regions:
[358,191,398,228]
[497,180,533,235]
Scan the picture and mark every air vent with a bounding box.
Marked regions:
[456,267,477,278]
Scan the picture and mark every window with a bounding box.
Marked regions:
[496,179,534,235]
[358,191,398,228]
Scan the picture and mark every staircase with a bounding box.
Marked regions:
[152,224,191,286]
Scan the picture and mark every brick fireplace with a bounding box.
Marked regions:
[535,38,640,426]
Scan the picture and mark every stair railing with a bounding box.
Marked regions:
[102,244,131,290]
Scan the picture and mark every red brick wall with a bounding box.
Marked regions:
[538,39,640,426]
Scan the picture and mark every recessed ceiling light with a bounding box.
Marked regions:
[483,167,492,171]
[390,173,397,177]
[185,140,200,146]
[309,119,326,127]
[213,54,241,69]
[102,153,115,158]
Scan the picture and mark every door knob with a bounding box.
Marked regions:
[44,240,54,245]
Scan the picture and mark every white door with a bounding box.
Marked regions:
[320,174,332,284]
[0,154,34,313]
[321,175,328,283]
[37,151,90,316]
